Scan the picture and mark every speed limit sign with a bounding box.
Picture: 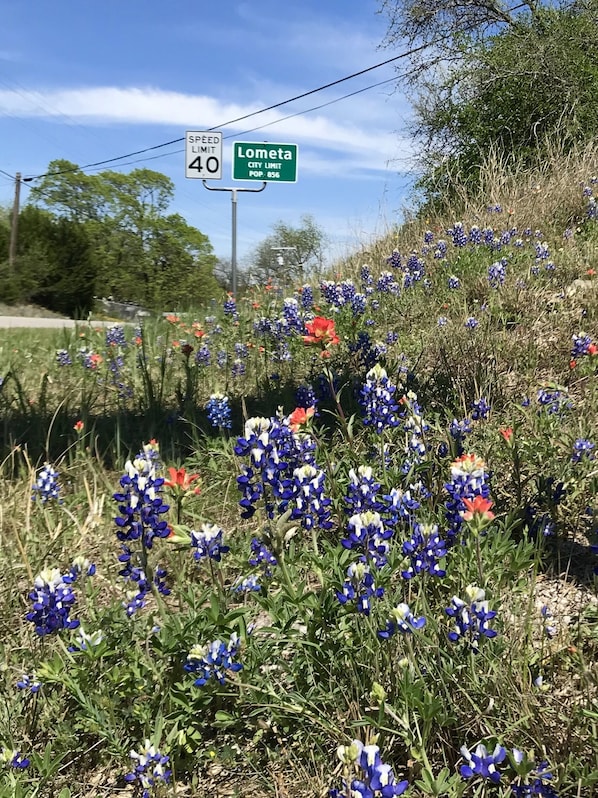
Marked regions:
[185,131,222,179]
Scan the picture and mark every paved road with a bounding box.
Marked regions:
[0,316,130,329]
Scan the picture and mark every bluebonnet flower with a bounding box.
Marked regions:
[351,292,368,316]
[223,295,238,319]
[16,674,42,694]
[231,358,246,378]
[232,574,261,593]
[460,743,506,784]
[300,284,314,310]
[206,393,232,430]
[404,252,425,284]
[68,556,96,580]
[469,225,482,244]
[434,239,447,259]
[118,546,170,615]
[535,241,550,261]
[471,397,491,420]
[446,585,498,651]
[360,364,400,433]
[376,271,400,294]
[360,264,373,286]
[510,753,559,798]
[378,602,426,638]
[248,537,277,576]
[401,522,447,579]
[386,249,402,269]
[571,332,593,358]
[26,567,80,636]
[0,748,30,769]
[113,452,170,550]
[291,464,333,530]
[384,486,421,528]
[449,222,468,247]
[282,297,303,332]
[488,259,507,287]
[124,740,171,798]
[437,316,448,327]
[541,605,557,639]
[234,342,248,360]
[191,523,229,562]
[344,466,383,515]
[195,344,211,366]
[424,229,434,244]
[536,387,572,415]
[185,632,242,686]
[445,454,491,542]
[400,390,429,466]
[216,349,227,368]
[450,418,472,452]
[386,331,399,344]
[105,324,127,348]
[342,511,393,568]
[465,317,479,330]
[331,740,409,798]
[31,462,62,503]
[448,275,461,289]
[572,438,595,463]
[56,349,72,366]
[336,561,384,615]
[295,383,318,411]
[234,415,316,520]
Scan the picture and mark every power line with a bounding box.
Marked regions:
[21,42,437,182]
[18,1,531,183]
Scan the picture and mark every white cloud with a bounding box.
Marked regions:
[0,85,416,171]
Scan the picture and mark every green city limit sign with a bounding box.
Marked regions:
[232,142,298,183]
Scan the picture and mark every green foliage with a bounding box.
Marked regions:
[1,160,598,797]
[21,161,220,311]
[248,214,326,286]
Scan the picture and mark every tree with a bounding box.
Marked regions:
[26,161,220,310]
[378,0,598,206]
[248,215,326,286]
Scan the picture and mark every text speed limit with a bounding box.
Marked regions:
[185,131,223,179]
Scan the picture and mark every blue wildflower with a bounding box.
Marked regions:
[572,438,595,463]
[401,522,447,579]
[185,632,242,686]
[56,349,72,366]
[460,743,506,784]
[124,740,171,798]
[206,393,232,430]
[446,585,498,651]
[336,561,384,615]
[26,567,80,636]
[378,602,426,638]
[16,674,42,694]
[190,523,229,562]
[32,462,62,504]
[0,748,30,769]
[360,364,400,433]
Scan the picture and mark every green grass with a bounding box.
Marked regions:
[0,144,597,797]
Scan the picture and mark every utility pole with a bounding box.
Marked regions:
[202,180,267,298]
[8,172,21,273]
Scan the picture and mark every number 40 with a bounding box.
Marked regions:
[188,156,219,174]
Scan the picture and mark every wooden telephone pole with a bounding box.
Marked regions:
[8,172,21,273]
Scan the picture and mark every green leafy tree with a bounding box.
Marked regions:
[26,161,220,310]
[379,0,598,205]
[248,215,326,286]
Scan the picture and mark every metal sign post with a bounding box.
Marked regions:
[202,180,267,298]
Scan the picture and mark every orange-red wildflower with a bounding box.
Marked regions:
[288,406,315,432]
[461,496,495,522]
[303,316,340,348]
[164,467,201,495]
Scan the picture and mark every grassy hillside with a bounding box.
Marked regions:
[0,144,596,798]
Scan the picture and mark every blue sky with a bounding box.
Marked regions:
[0,0,416,265]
